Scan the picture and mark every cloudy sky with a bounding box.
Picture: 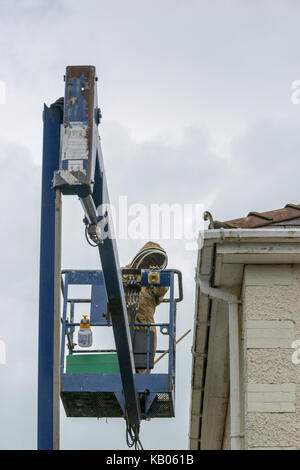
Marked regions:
[1,0,300,450]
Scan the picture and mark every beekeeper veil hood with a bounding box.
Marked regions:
[130,241,168,269]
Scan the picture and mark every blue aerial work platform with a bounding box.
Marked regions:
[60,269,182,420]
[37,66,183,450]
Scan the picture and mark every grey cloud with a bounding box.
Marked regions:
[208,117,300,222]
[0,141,40,449]
[1,0,300,451]
[101,122,229,206]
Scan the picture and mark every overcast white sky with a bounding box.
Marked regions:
[1,0,300,450]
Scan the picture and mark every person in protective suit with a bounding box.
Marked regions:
[122,241,168,373]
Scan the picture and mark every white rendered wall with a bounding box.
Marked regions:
[242,265,300,450]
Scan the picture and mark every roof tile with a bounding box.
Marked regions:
[214,203,300,229]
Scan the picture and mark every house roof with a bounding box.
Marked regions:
[210,203,300,229]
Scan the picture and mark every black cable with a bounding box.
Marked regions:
[126,420,134,448]
[84,225,99,247]
[125,419,144,450]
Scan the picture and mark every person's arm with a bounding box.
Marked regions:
[152,286,169,306]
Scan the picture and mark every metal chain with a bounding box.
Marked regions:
[125,274,141,332]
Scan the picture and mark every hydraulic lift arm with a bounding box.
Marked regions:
[38,66,183,451]
[38,66,141,450]
[55,65,141,427]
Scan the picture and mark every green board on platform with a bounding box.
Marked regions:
[66,353,120,374]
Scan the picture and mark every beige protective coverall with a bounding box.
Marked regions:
[122,241,169,372]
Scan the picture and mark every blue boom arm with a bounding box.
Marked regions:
[53,66,141,426]
[38,66,183,450]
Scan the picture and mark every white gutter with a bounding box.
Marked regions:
[202,227,300,243]
[198,277,242,450]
